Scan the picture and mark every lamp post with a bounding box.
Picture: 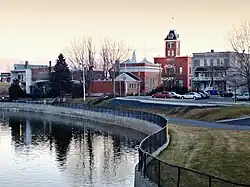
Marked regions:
[80,63,86,101]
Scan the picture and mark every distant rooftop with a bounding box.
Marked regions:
[14,64,48,70]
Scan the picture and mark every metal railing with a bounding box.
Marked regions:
[3,100,250,187]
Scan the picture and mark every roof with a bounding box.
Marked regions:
[164,29,179,41]
[14,64,48,70]
[114,72,140,82]
[125,72,140,81]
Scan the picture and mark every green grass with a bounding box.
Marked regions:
[157,124,250,186]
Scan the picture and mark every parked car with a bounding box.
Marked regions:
[232,93,250,101]
[181,92,202,100]
[220,91,234,97]
[169,92,182,99]
[152,91,173,98]
[201,91,210,98]
[198,92,209,99]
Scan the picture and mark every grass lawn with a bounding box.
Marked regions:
[157,124,250,185]
[98,98,250,122]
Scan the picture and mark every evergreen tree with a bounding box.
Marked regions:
[50,54,72,97]
[9,79,25,100]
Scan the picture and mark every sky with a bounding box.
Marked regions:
[0,0,249,72]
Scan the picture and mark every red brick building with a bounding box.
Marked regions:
[154,30,192,90]
[89,51,161,96]
[119,52,162,93]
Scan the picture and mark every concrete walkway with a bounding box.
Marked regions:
[169,117,250,131]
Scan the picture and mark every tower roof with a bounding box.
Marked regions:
[164,29,179,41]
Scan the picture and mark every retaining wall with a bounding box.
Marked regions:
[0,102,161,136]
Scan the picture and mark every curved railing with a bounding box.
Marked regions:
[137,121,250,187]
[2,100,249,187]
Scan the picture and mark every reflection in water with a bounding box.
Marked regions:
[0,112,141,187]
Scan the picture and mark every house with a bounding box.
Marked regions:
[10,61,52,94]
[154,29,192,90]
[0,73,11,82]
[89,72,141,96]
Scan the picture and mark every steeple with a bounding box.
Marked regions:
[164,29,180,58]
[131,50,137,63]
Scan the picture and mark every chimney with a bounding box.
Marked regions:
[211,49,214,53]
[49,61,52,74]
[25,61,28,69]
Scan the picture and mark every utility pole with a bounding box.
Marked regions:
[81,63,86,101]
[113,58,116,97]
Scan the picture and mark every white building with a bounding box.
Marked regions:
[10,61,51,94]
[192,50,237,91]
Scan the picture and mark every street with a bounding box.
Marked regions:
[121,95,250,106]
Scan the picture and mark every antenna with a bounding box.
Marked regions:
[172,16,175,29]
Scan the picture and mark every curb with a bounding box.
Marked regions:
[217,116,250,123]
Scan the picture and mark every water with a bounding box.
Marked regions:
[0,111,146,187]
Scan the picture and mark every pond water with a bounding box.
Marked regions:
[0,111,145,187]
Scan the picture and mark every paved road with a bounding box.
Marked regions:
[122,96,250,106]
[169,117,250,131]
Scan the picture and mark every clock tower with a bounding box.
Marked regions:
[164,30,180,58]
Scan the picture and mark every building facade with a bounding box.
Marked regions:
[154,29,192,90]
[119,51,162,93]
[192,50,237,91]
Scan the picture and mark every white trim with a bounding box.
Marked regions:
[120,67,161,73]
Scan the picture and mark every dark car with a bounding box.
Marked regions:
[220,91,234,97]
[198,91,210,99]
[152,91,173,99]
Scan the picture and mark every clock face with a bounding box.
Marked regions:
[168,33,174,39]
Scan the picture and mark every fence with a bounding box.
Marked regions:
[4,100,250,187]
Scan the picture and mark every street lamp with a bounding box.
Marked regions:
[79,63,86,101]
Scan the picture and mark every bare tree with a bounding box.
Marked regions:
[229,21,250,98]
[226,69,245,102]
[67,37,96,70]
[100,37,131,80]
[67,37,96,97]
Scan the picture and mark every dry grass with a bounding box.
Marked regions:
[103,103,250,122]
[158,124,250,185]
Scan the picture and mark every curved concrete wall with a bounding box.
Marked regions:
[0,102,161,135]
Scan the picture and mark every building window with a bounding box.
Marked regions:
[180,66,183,74]
[217,59,220,66]
[204,59,207,66]
[189,79,192,87]
[189,66,192,74]
[168,51,171,56]
[193,59,200,67]
[179,80,183,87]
[220,59,224,66]
[171,50,175,56]
[167,42,174,48]
[210,59,214,66]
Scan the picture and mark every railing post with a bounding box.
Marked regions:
[143,153,147,177]
[208,176,212,187]
[177,167,181,187]
[158,159,161,186]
